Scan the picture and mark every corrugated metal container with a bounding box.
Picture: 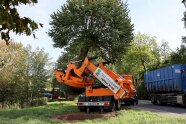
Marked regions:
[144,64,186,93]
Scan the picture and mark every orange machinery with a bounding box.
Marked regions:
[56,56,137,113]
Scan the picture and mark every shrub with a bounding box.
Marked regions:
[0,102,21,110]
[30,97,48,107]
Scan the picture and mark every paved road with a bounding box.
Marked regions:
[132,100,186,118]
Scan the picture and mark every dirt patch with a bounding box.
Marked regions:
[52,111,119,123]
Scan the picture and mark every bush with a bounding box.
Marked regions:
[137,83,148,100]
[30,97,48,107]
[0,102,21,110]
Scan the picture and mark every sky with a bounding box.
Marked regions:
[11,0,185,62]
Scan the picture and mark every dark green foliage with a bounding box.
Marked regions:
[0,0,42,45]
[114,33,172,99]
[56,52,76,69]
[137,82,148,100]
[169,44,186,64]
[49,0,133,62]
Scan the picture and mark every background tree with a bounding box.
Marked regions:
[0,41,51,107]
[0,0,42,45]
[169,43,186,64]
[24,45,52,100]
[48,0,133,62]
[115,33,161,99]
[116,33,160,75]
[0,41,26,103]
[158,41,172,64]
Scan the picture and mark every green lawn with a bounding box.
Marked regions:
[0,101,186,124]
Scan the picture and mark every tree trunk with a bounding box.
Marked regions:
[77,46,90,61]
[75,46,90,68]
[141,58,147,72]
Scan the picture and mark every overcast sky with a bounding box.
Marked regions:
[11,0,185,61]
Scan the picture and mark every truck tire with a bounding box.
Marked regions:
[109,101,116,112]
[86,106,90,114]
[79,109,85,112]
[100,107,104,113]
[116,100,121,110]
[151,96,156,104]
[135,98,138,105]
[183,95,186,107]
[157,98,161,105]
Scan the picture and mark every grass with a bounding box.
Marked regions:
[78,110,186,124]
[0,101,186,124]
[0,101,78,124]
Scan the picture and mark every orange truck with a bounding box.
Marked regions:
[56,56,137,113]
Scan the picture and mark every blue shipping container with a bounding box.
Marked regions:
[144,64,186,93]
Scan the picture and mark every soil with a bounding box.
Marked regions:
[52,111,119,123]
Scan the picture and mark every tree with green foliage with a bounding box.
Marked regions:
[56,52,76,69]
[48,0,133,62]
[170,43,186,64]
[0,41,51,106]
[159,41,172,63]
[116,33,160,75]
[24,45,52,100]
[0,41,26,103]
[115,33,161,99]
[0,0,42,45]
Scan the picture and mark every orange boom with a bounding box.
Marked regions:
[56,57,137,113]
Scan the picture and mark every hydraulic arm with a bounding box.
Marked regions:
[56,57,136,100]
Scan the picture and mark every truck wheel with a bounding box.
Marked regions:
[100,107,104,113]
[183,95,186,107]
[156,96,162,105]
[151,96,156,104]
[86,107,90,114]
[135,98,138,105]
[157,98,161,105]
[79,109,84,112]
[116,100,121,110]
[130,100,135,106]
[110,101,116,112]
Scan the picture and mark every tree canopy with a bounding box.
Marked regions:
[0,0,42,45]
[0,41,51,106]
[48,0,133,62]
[169,43,186,64]
[115,33,160,75]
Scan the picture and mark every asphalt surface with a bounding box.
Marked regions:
[132,100,186,118]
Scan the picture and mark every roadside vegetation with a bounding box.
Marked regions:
[0,101,186,124]
[0,41,52,108]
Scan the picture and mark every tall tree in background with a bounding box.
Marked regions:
[159,41,172,63]
[0,0,42,45]
[114,33,162,99]
[170,43,186,64]
[116,33,160,75]
[0,41,51,105]
[0,41,26,103]
[24,45,52,100]
[48,0,133,62]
